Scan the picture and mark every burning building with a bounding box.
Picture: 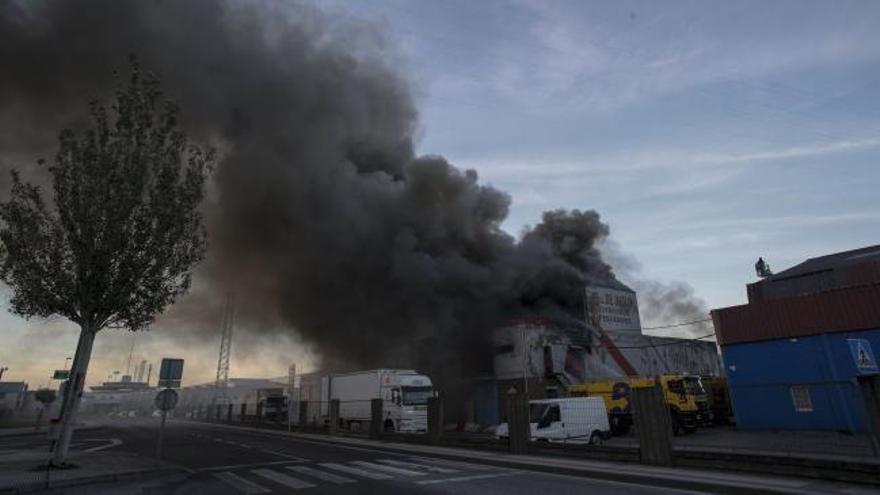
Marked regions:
[472,280,720,426]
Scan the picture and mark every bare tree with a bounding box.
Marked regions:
[0,59,212,465]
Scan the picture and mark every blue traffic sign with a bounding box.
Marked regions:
[848,339,878,375]
[158,358,184,388]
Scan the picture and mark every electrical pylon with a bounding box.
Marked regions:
[213,294,234,405]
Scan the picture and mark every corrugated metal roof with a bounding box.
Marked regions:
[769,244,880,280]
[712,283,880,345]
[749,245,880,302]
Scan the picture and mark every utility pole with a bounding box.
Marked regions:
[520,326,529,397]
[287,363,296,432]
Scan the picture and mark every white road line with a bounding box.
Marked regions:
[260,449,309,461]
[213,471,271,494]
[320,462,393,480]
[82,438,123,453]
[376,459,460,473]
[417,472,519,485]
[350,460,426,476]
[252,468,316,489]
[287,465,355,484]
[408,456,495,471]
[201,460,305,472]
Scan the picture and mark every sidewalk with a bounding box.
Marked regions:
[185,420,880,494]
[0,428,49,439]
[0,431,177,493]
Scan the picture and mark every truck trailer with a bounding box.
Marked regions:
[299,369,434,433]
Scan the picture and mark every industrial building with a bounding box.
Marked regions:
[712,245,880,433]
[0,382,29,417]
[475,280,722,426]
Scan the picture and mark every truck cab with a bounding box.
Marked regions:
[382,372,433,433]
[683,374,713,426]
[658,374,699,434]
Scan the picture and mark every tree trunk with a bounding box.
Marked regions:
[51,324,97,466]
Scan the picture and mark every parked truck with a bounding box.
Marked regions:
[257,387,287,422]
[683,375,713,426]
[700,376,733,425]
[569,374,701,435]
[299,369,434,433]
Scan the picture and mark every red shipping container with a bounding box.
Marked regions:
[712,283,880,345]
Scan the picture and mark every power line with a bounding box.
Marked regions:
[613,332,717,349]
[641,318,713,331]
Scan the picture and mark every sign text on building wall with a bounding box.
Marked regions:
[585,286,642,333]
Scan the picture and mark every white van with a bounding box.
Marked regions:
[496,397,611,444]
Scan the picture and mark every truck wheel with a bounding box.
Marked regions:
[383,419,395,432]
[589,431,603,446]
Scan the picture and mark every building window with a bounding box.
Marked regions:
[790,386,813,412]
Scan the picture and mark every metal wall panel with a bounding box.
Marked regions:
[712,284,880,345]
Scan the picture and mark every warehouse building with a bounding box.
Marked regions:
[712,245,880,433]
[477,280,721,426]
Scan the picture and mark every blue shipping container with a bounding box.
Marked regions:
[721,328,880,432]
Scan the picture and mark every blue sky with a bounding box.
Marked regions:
[327,0,880,309]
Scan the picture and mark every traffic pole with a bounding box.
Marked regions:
[156,409,167,464]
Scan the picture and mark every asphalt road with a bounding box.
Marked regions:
[8,419,707,494]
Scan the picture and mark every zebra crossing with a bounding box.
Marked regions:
[212,457,516,492]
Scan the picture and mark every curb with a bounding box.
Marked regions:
[182,420,854,495]
[0,425,101,439]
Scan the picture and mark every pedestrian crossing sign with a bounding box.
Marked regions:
[848,339,878,374]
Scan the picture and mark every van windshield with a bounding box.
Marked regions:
[529,403,549,422]
[401,386,433,405]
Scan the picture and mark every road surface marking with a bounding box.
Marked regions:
[260,449,309,461]
[320,462,393,480]
[201,460,306,472]
[252,468,316,489]
[376,459,460,473]
[417,472,519,485]
[408,456,495,470]
[287,465,355,484]
[351,460,426,476]
[82,438,123,453]
[213,471,270,494]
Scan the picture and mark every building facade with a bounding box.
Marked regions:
[0,382,28,416]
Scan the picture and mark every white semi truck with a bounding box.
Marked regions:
[299,369,434,433]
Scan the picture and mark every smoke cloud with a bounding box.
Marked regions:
[0,1,709,383]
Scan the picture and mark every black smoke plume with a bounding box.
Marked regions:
[0,1,708,384]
